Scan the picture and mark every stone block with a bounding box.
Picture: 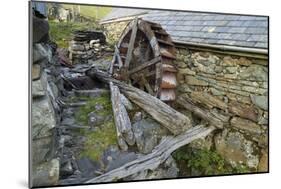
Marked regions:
[250,95,268,110]
[190,91,227,110]
[185,76,209,86]
[230,117,262,135]
[228,101,258,122]
[215,130,259,169]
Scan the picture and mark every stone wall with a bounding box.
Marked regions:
[31,16,60,187]
[175,48,268,171]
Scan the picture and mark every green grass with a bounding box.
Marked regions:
[74,93,118,161]
[63,4,112,20]
[49,21,100,48]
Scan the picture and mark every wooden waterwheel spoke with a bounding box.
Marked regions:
[128,56,161,76]
[124,18,138,68]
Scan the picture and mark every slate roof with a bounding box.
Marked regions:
[101,8,268,49]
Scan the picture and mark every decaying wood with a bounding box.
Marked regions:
[87,69,191,135]
[124,18,138,68]
[85,125,215,183]
[73,89,109,97]
[115,45,123,68]
[109,82,135,149]
[177,95,224,129]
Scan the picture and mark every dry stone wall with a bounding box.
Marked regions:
[175,48,268,171]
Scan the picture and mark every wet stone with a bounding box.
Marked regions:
[132,118,168,154]
[101,146,138,172]
[76,157,101,178]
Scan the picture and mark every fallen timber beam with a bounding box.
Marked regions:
[85,125,215,183]
[177,95,224,129]
[109,82,135,150]
[86,69,191,135]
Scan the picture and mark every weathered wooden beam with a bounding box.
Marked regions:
[124,18,138,68]
[115,45,123,68]
[109,82,135,149]
[86,69,191,135]
[85,125,215,183]
[128,56,162,75]
[141,74,154,95]
[177,95,224,129]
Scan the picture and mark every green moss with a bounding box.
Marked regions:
[172,146,250,176]
[75,93,112,125]
[79,120,117,161]
[75,93,117,161]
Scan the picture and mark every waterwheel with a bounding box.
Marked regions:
[110,18,178,101]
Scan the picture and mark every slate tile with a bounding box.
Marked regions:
[254,42,268,48]
[214,26,230,33]
[245,27,267,34]
[239,16,258,21]
[217,39,236,45]
[217,33,233,40]
[227,27,247,33]
[227,21,244,27]
[234,41,256,47]
[251,35,268,42]
[230,33,251,41]
[223,15,241,20]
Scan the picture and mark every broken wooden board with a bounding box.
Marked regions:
[110,82,135,149]
[86,69,191,135]
[177,95,224,129]
[85,125,215,183]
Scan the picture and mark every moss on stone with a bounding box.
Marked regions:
[75,93,118,161]
[75,93,112,125]
[79,120,117,161]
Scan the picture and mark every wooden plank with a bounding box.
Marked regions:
[85,125,215,183]
[141,74,154,95]
[124,18,139,68]
[154,62,163,97]
[160,48,176,59]
[177,95,224,129]
[157,39,175,46]
[154,30,168,36]
[87,70,191,135]
[109,49,116,74]
[128,56,161,75]
[115,45,123,68]
[109,82,135,149]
